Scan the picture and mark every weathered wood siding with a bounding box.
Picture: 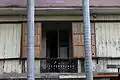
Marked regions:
[94,78,110,80]
[93,15,120,21]
[72,22,84,57]
[95,23,120,57]
[0,60,22,74]
[72,22,95,57]
[92,59,120,73]
[0,24,21,58]
[0,24,22,74]
[22,23,42,58]
[24,60,40,74]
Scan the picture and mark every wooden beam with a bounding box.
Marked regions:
[21,23,26,58]
[40,23,42,57]
[107,65,120,69]
[93,74,118,78]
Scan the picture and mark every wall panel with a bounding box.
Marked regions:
[22,23,42,58]
[72,22,84,57]
[0,24,21,58]
[95,23,120,57]
[72,22,95,57]
[94,59,120,73]
[0,60,22,74]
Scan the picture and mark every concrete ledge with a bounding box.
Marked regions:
[0,73,119,79]
[59,74,86,79]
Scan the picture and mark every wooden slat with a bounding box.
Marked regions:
[21,23,26,58]
[107,65,120,68]
[91,23,96,56]
[72,22,84,57]
[24,35,40,46]
[72,22,96,57]
[34,23,42,58]
[73,46,84,57]
[95,23,120,57]
[22,23,42,58]
[92,46,95,56]
[39,23,42,57]
[93,74,118,78]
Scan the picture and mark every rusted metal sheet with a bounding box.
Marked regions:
[0,0,120,7]
[0,24,21,58]
[95,23,120,57]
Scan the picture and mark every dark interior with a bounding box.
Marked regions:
[43,22,72,58]
[46,31,58,58]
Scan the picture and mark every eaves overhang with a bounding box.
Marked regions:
[0,7,120,16]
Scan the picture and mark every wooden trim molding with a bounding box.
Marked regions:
[93,74,118,78]
[21,23,26,58]
[40,23,42,57]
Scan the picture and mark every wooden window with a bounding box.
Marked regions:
[72,22,96,58]
[21,23,42,58]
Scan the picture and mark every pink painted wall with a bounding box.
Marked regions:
[0,0,120,7]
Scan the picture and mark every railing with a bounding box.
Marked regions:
[40,58,78,73]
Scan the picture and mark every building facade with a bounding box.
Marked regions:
[0,0,120,80]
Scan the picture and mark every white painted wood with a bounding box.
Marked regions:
[0,15,120,22]
[3,60,22,73]
[93,59,120,73]
[59,75,86,79]
[92,60,97,72]
[78,60,81,73]
[94,15,120,21]
[0,24,21,58]
[24,60,41,74]
[95,23,120,57]
[34,60,40,74]
[0,61,3,74]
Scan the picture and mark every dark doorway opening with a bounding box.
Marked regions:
[40,22,78,73]
[44,22,72,58]
[46,31,58,58]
